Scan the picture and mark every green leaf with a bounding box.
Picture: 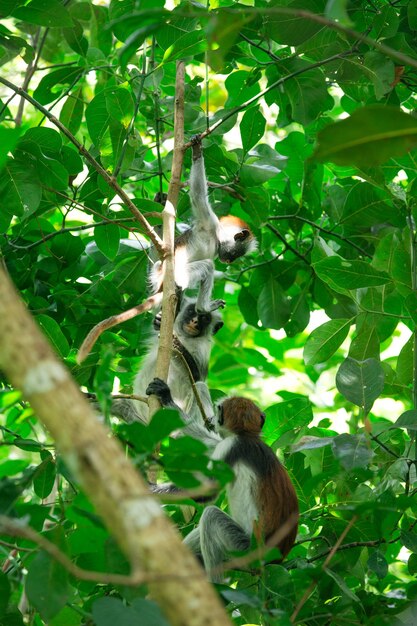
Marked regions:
[59,89,84,136]
[162,31,207,63]
[325,567,360,602]
[336,357,385,414]
[33,452,56,499]
[105,86,135,128]
[225,70,260,107]
[0,572,11,615]
[12,0,73,27]
[240,161,280,186]
[33,67,83,105]
[393,410,417,430]
[368,551,388,579]
[35,315,70,358]
[314,106,417,167]
[332,434,373,470]
[240,107,266,153]
[26,552,69,621]
[92,596,169,626]
[313,256,391,291]
[257,276,291,329]
[131,599,170,626]
[85,92,111,147]
[94,224,121,261]
[0,128,20,172]
[0,161,41,221]
[401,530,417,553]
[325,0,353,26]
[397,337,413,385]
[304,318,352,366]
[265,0,324,45]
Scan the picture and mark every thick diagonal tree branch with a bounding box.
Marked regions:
[0,266,231,626]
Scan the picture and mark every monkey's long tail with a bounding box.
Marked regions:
[77,293,163,364]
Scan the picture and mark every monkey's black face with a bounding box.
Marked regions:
[180,304,223,337]
[218,238,250,264]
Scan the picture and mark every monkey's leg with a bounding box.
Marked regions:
[184,526,202,555]
[199,506,250,583]
[176,259,215,313]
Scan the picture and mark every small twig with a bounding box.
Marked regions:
[4,218,138,251]
[0,76,163,253]
[266,223,310,265]
[290,516,358,622]
[0,516,203,585]
[171,347,210,427]
[77,292,163,363]
[268,215,372,259]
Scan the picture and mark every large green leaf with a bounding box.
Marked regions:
[314,106,417,167]
[12,0,72,27]
[162,30,207,63]
[332,434,373,470]
[304,318,352,366]
[94,224,121,261]
[314,257,391,290]
[240,107,266,153]
[35,315,70,358]
[336,357,385,413]
[26,552,69,621]
[257,276,291,329]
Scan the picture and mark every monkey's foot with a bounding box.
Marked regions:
[190,134,202,160]
[209,299,226,311]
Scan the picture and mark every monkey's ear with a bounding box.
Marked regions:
[218,403,224,426]
[213,321,224,335]
[260,412,266,428]
[234,229,250,242]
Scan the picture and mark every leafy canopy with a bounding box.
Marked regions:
[2,0,417,625]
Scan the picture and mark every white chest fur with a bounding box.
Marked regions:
[212,436,259,535]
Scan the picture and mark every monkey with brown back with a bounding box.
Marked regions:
[146,378,299,582]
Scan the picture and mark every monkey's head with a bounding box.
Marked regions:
[176,300,223,338]
[216,397,265,437]
[218,216,257,264]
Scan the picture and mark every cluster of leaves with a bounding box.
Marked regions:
[3,0,417,624]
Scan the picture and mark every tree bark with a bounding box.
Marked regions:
[0,266,231,626]
[149,60,185,413]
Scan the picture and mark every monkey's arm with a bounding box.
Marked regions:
[146,378,221,447]
[189,135,219,229]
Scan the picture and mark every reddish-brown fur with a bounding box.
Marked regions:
[222,397,263,435]
[221,396,299,559]
[219,215,253,233]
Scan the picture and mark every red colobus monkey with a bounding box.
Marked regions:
[109,297,223,430]
[146,378,299,582]
[149,135,256,313]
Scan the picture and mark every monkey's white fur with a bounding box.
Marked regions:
[149,139,256,313]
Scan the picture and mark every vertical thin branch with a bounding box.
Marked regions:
[407,210,417,462]
[152,37,164,197]
[114,43,148,179]
[148,61,185,415]
[290,516,357,623]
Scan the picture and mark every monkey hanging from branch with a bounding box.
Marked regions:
[146,377,299,583]
[77,135,256,363]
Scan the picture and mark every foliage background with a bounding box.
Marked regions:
[2,0,417,624]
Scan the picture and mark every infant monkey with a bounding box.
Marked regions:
[147,378,299,582]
